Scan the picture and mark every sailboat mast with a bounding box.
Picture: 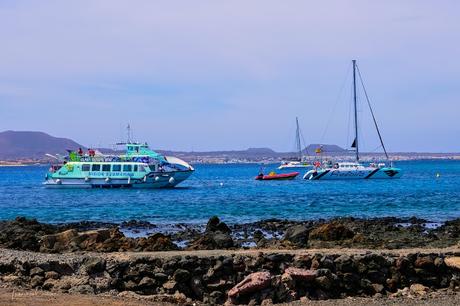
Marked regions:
[352,60,359,162]
[295,117,302,161]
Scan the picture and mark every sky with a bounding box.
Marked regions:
[0,0,459,152]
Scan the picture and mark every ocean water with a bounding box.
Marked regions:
[0,160,459,225]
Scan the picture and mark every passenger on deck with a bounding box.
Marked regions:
[78,148,83,156]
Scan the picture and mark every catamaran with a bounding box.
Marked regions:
[304,60,402,180]
[44,132,194,188]
[279,117,312,170]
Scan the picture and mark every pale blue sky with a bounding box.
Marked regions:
[0,1,459,152]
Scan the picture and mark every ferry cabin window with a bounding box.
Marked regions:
[91,164,101,171]
[133,165,138,172]
[123,165,132,172]
[138,165,145,172]
[82,164,90,171]
[112,164,121,171]
[102,164,111,172]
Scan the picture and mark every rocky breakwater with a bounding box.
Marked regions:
[1,249,460,304]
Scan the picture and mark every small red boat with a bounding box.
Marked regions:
[255,171,299,180]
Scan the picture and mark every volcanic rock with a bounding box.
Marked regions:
[227,271,272,300]
[0,217,57,251]
[284,267,317,281]
[309,222,354,241]
[445,257,460,270]
[188,216,234,250]
[283,225,309,246]
[206,216,231,233]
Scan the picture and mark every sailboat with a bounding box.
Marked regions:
[278,117,312,170]
[303,60,402,180]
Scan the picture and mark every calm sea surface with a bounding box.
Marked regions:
[0,160,459,225]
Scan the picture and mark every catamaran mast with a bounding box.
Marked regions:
[295,117,302,161]
[352,60,359,162]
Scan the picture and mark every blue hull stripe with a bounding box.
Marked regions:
[364,168,380,179]
[314,170,330,180]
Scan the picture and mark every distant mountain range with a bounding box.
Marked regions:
[0,131,84,159]
[0,130,346,160]
[304,144,347,154]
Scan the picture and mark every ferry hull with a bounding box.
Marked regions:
[44,170,194,188]
[303,167,402,180]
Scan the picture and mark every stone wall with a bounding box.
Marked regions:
[1,250,460,304]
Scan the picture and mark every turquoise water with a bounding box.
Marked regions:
[0,160,459,224]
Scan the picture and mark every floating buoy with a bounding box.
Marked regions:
[168,177,175,184]
[436,173,441,178]
[220,182,224,186]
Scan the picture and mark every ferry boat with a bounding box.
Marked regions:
[278,118,312,170]
[44,142,194,188]
[304,60,402,180]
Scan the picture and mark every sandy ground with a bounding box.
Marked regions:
[1,287,460,306]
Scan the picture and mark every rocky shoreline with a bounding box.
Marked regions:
[0,216,460,304]
[1,216,460,253]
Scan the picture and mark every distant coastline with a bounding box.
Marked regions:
[1,130,459,165]
[1,152,460,166]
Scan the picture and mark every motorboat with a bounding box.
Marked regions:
[255,171,299,180]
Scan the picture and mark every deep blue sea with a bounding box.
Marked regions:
[0,160,459,225]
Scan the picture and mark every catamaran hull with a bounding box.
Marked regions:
[278,164,312,170]
[44,170,194,188]
[303,167,402,180]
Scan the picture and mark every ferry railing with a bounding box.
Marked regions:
[68,154,158,164]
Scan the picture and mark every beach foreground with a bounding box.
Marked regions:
[0,217,460,304]
[1,282,460,306]
[0,248,460,305]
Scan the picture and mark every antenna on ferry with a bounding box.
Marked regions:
[127,124,132,144]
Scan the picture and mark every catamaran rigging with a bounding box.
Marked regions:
[303,60,402,180]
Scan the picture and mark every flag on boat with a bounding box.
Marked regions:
[315,146,323,154]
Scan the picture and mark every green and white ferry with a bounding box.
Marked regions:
[44,142,194,188]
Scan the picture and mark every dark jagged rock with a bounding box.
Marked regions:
[120,220,157,230]
[0,217,57,251]
[206,216,231,234]
[283,225,309,246]
[82,257,106,275]
[188,232,234,250]
[188,217,234,250]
